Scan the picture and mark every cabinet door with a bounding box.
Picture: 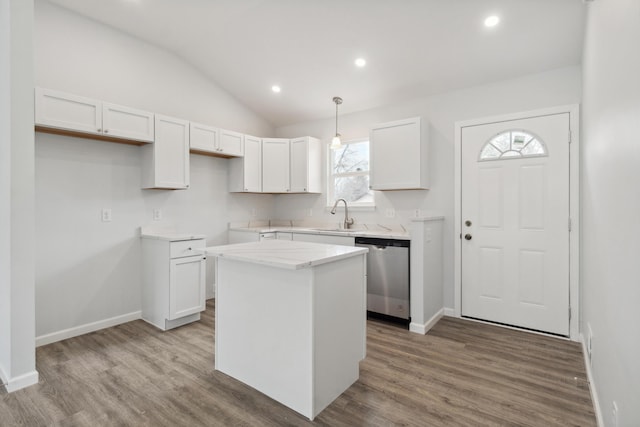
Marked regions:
[262,138,290,193]
[169,255,206,320]
[370,117,428,190]
[102,102,154,142]
[218,129,244,157]
[150,115,190,189]
[35,87,102,135]
[290,137,309,192]
[243,135,262,192]
[190,122,218,153]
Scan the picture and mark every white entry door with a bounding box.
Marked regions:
[461,113,570,336]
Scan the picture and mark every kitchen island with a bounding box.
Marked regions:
[202,240,368,420]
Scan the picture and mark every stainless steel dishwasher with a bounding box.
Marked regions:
[355,237,410,326]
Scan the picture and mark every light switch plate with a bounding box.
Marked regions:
[101,208,112,222]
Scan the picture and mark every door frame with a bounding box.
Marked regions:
[454,104,580,341]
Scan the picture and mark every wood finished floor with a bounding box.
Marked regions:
[0,301,595,426]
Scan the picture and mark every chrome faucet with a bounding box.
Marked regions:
[330,198,354,229]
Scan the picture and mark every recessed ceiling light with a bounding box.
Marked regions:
[355,58,366,67]
[271,85,281,93]
[484,15,500,27]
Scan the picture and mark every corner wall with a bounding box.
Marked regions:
[581,0,640,425]
[0,0,38,392]
[275,66,582,310]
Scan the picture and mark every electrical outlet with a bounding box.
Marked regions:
[414,209,421,218]
[612,401,619,427]
[101,208,112,222]
[153,209,162,221]
[385,208,395,218]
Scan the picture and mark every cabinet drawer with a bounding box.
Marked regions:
[170,239,205,259]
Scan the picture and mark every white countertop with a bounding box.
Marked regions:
[140,232,206,242]
[201,240,368,270]
[228,225,411,240]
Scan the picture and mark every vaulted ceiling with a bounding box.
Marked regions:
[47,0,585,127]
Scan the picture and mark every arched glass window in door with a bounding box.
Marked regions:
[479,130,547,161]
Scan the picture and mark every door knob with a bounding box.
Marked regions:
[464,234,472,240]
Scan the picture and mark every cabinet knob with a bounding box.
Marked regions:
[188,247,192,251]
[104,129,109,134]
[97,128,102,132]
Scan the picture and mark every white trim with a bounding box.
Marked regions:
[409,308,443,335]
[35,311,142,347]
[443,307,455,317]
[580,334,604,427]
[2,370,39,393]
[454,104,580,341]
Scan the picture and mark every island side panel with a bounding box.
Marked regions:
[311,253,366,418]
[214,257,314,418]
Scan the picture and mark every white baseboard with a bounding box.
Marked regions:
[580,333,604,427]
[443,307,455,317]
[1,370,39,393]
[410,309,444,335]
[36,311,142,347]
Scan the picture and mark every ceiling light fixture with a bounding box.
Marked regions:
[355,58,366,67]
[271,85,281,93]
[484,15,500,27]
[330,96,343,150]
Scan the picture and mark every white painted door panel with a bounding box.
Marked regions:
[35,87,102,135]
[461,113,570,336]
[262,138,290,193]
[190,122,219,153]
[102,102,154,142]
[169,255,206,320]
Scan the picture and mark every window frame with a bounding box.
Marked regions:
[326,137,375,209]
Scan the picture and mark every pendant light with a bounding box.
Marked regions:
[330,96,343,150]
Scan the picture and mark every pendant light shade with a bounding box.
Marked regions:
[330,96,343,150]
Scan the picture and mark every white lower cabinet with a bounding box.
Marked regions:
[142,237,206,330]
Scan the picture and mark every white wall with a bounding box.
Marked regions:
[34,1,275,338]
[581,0,640,425]
[0,0,38,391]
[276,66,582,309]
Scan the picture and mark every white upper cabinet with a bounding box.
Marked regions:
[290,136,321,193]
[102,102,154,142]
[370,117,429,190]
[142,115,190,190]
[262,138,291,193]
[190,124,244,157]
[189,122,219,153]
[35,88,154,143]
[218,129,244,157]
[229,135,262,192]
[35,88,102,135]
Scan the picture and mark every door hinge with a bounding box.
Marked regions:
[568,217,572,232]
